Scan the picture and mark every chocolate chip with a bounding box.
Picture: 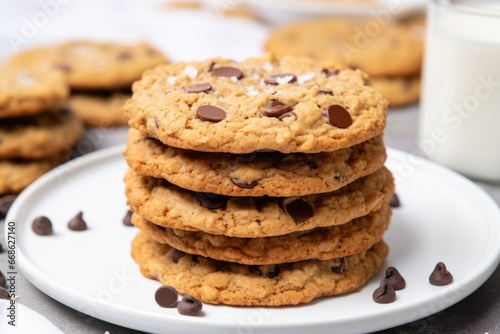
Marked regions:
[122,210,133,226]
[279,111,296,120]
[373,279,396,304]
[264,73,297,85]
[171,249,186,263]
[282,198,313,224]
[266,266,281,279]
[389,193,401,208]
[32,216,53,236]
[155,285,179,308]
[429,262,453,286]
[305,160,318,169]
[0,195,16,219]
[196,193,228,210]
[212,66,243,79]
[184,83,212,93]
[0,271,6,289]
[262,100,293,118]
[321,69,340,77]
[324,104,353,128]
[177,294,203,316]
[331,258,347,274]
[67,211,87,231]
[0,288,9,300]
[243,152,258,163]
[196,105,226,122]
[117,51,132,60]
[385,266,406,290]
[231,178,258,189]
[55,63,72,72]
[319,89,333,95]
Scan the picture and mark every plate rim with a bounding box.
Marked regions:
[7,145,500,333]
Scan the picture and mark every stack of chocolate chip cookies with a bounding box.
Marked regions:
[264,17,425,107]
[0,66,83,195]
[10,41,167,128]
[123,54,395,306]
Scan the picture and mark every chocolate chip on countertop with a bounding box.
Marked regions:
[67,211,87,231]
[32,216,53,236]
[184,83,212,93]
[429,262,453,286]
[0,195,17,219]
[155,285,179,308]
[264,73,297,85]
[373,278,396,304]
[196,105,226,122]
[212,66,243,79]
[389,193,401,208]
[385,266,406,290]
[122,210,133,226]
[177,294,203,316]
[324,104,353,129]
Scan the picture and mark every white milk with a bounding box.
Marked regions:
[419,1,500,182]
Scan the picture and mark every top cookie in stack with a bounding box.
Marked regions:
[124,54,395,306]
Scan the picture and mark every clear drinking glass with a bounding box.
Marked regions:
[419,0,500,182]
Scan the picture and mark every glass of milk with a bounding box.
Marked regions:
[419,0,500,182]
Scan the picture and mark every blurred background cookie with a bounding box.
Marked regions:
[10,41,168,127]
[0,66,68,119]
[264,17,424,106]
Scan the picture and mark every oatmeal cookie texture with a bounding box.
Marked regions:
[125,128,387,197]
[10,41,167,90]
[131,232,389,306]
[131,205,391,265]
[124,53,394,307]
[125,54,388,153]
[0,110,83,159]
[0,156,65,195]
[264,18,424,106]
[0,67,68,119]
[124,167,394,237]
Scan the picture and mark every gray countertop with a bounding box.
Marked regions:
[1,105,499,334]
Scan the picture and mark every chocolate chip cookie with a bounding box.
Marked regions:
[10,41,167,90]
[0,110,83,159]
[264,18,423,78]
[131,231,389,306]
[125,54,388,153]
[124,167,394,237]
[0,156,64,195]
[131,204,391,265]
[125,128,387,197]
[0,67,68,119]
[68,92,130,127]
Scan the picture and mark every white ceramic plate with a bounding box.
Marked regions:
[7,146,500,334]
[242,0,427,24]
